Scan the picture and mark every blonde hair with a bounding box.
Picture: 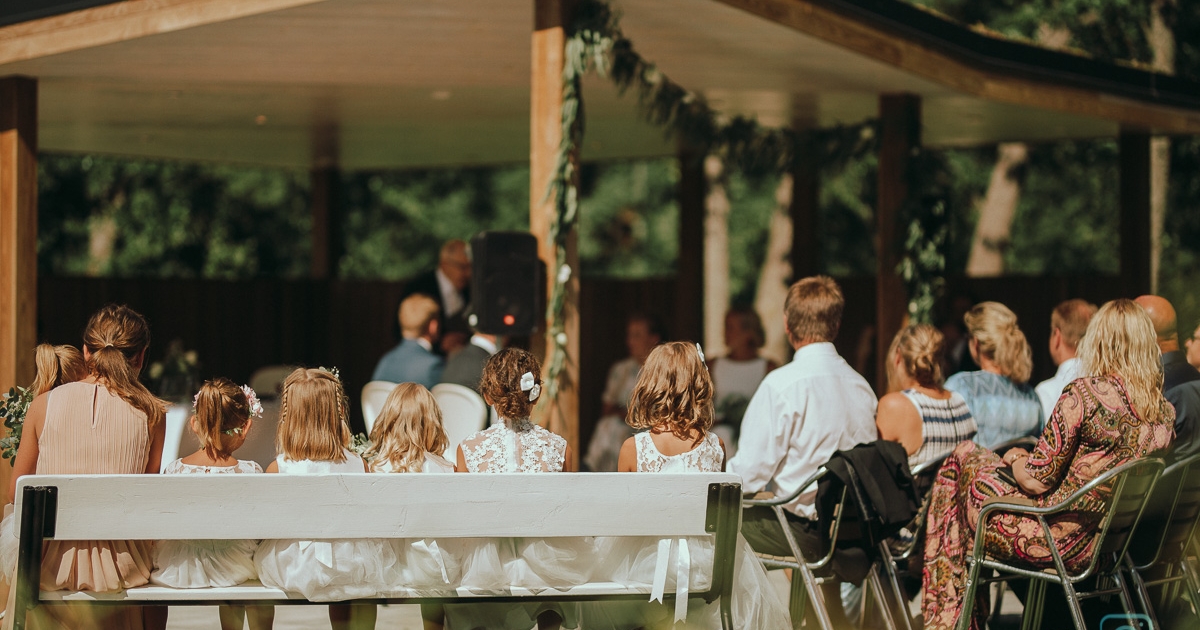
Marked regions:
[888,324,944,390]
[277,368,351,463]
[82,304,165,428]
[366,383,448,473]
[785,276,844,345]
[30,344,86,396]
[480,348,542,421]
[964,302,1032,384]
[400,294,440,338]
[1078,299,1169,425]
[627,342,714,445]
[1051,299,1098,350]
[192,378,251,460]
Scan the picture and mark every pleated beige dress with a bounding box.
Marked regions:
[11,381,155,630]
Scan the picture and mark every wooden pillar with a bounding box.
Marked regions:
[310,166,343,279]
[0,76,37,393]
[531,0,579,465]
[790,133,820,281]
[1119,129,1152,297]
[876,94,920,391]
[675,146,705,345]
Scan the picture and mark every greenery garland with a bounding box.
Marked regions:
[543,0,936,404]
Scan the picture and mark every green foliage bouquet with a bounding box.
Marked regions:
[0,386,34,465]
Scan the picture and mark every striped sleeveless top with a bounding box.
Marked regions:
[901,388,977,469]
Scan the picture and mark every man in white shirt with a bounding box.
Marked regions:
[1034,299,1097,424]
[729,276,877,620]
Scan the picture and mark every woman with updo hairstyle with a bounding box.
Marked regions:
[6,304,167,630]
[877,324,977,468]
[944,301,1042,448]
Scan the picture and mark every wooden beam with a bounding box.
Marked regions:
[1119,129,1152,296]
[876,94,920,391]
[310,166,342,279]
[0,76,36,394]
[790,133,820,281]
[675,146,705,345]
[715,0,1200,134]
[531,0,579,467]
[0,0,325,66]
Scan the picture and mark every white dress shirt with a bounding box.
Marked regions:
[728,342,878,518]
[1035,357,1081,427]
[435,267,465,317]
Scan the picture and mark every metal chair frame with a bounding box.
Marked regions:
[1124,451,1200,627]
[955,457,1165,630]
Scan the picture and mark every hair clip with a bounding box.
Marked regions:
[241,385,263,419]
[695,343,706,364]
[520,371,541,402]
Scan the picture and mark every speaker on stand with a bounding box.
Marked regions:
[467,231,545,337]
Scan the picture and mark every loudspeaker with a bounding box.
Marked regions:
[467,231,543,336]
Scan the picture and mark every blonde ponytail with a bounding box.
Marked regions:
[964,302,1033,384]
[30,344,85,396]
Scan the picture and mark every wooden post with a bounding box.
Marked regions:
[876,94,920,391]
[790,133,820,281]
[310,165,343,279]
[0,76,37,394]
[531,0,579,466]
[676,145,705,345]
[1119,129,1152,297]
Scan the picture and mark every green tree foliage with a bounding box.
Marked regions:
[576,159,679,279]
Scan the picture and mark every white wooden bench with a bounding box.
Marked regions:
[12,472,742,629]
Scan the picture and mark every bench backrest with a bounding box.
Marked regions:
[15,472,740,540]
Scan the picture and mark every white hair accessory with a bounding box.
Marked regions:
[695,343,706,364]
[520,371,541,402]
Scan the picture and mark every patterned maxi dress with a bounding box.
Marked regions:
[922,376,1174,630]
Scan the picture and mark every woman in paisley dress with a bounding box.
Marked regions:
[922,299,1175,629]
[585,342,790,630]
[447,348,581,630]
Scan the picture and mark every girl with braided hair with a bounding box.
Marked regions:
[254,368,387,630]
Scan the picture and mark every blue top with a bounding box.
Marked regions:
[944,370,1042,449]
[371,339,444,390]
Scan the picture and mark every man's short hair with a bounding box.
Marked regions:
[1051,299,1098,350]
[785,275,844,344]
[399,294,440,338]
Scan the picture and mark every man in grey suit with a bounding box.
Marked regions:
[372,294,444,389]
[439,331,499,392]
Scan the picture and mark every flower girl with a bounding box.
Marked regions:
[587,342,790,630]
[448,348,583,630]
[151,378,273,630]
[254,368,387,630]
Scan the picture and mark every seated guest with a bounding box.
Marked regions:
[399,239,472,355]
[372,294,444,389]
[1187,319,1200,371]
[439,329,499,393]
[877,324,976,469]
[709,306,777,459]
[945,302,1041,448]
[730,276,877,625]
[922,299,1174,629]
[1034,299,1097,425]
[583,313,665,472]
[1135,295,1200,458]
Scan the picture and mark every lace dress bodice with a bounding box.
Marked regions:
[635,431,723,473]
[460,420,567,473]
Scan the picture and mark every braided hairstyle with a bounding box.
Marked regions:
[277,367,351,463]
[192,378,251,461]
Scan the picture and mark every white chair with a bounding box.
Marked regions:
[249,365,295,399]
[361,381,399,434]
[431,383,488,461]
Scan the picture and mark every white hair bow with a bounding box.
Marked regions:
[520,371,541,402]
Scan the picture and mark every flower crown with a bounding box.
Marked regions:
[191,384,263,436]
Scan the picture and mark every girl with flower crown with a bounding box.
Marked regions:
[151,378,274,630]
[443,348,584,630]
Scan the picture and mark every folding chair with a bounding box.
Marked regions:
[1125,451,1200,627]
[956,457,1165,630]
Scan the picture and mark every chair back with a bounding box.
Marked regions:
[361,381,398,434]
[431,383,488,460]
[1081,457,1165,580]
[249,365,294,399]
[1132,451,1200,569]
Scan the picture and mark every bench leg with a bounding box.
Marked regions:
[12,487,50,630]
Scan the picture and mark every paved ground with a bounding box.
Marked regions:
[166,604,423,630]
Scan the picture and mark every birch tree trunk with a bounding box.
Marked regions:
[754,174,794,365]
[965,143,1028,276]
[1147,0,1175,294]
[703,155,730,357]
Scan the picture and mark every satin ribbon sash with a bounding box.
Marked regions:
[650,537,691,622]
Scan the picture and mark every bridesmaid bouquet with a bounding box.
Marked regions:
[0,386,33,465]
